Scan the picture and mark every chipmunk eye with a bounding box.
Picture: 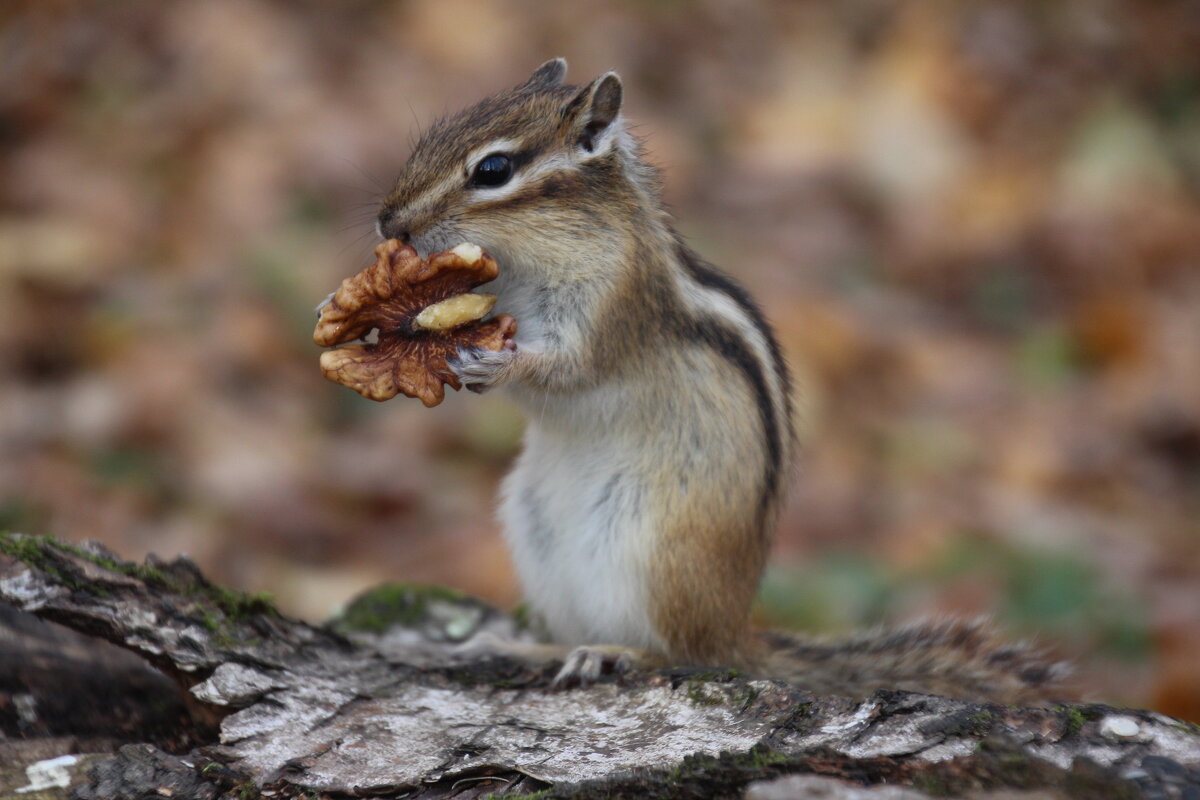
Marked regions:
[470,153,513,188]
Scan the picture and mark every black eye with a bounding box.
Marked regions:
[470,153,513,188]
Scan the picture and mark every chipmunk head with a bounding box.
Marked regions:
[378,59,650,273]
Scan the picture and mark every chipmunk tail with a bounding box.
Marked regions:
[756,617,1073,705]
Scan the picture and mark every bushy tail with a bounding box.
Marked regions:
[758,618,1071,705]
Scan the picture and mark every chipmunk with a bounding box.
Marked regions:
[373,59,1066,704]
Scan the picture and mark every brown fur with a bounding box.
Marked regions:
[758,619,1072,704]
[380,60,1064,704]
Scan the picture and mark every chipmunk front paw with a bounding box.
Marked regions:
[449,341,517,393]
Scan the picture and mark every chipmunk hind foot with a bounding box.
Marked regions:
[552,645,646,687]
[455,633,656,688]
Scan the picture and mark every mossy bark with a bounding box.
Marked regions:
[1,533,1197,799]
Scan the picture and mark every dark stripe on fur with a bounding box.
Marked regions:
[508,147,540,172]
[469,171,588,216]
[675,242,790,513]
[675,241,791,429]
[682,315,782,528]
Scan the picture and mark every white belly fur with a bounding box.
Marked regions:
[499,419,664,652]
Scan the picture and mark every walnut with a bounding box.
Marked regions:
[314,240,516,407]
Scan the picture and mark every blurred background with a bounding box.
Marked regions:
[1,1,1198,718]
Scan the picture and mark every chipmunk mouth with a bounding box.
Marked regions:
[407,226,464,260]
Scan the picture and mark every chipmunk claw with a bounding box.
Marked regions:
[314,290,336,317]
[449,343,516,393]
[552,645,635,687]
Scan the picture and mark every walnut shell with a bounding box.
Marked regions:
[314,240,516,407]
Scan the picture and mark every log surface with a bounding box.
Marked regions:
[1,533,1198,799]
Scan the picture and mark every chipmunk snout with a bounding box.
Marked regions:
[377,209,411,244]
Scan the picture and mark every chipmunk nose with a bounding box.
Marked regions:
[377,209,411,244]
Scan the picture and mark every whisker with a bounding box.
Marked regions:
[406,99,425,142]
[336,225,381,260]
[338,157,390,195]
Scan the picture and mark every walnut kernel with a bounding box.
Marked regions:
[314,240,516,407]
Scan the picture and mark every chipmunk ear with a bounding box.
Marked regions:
[521,58,568,90]
[565,72,623,156]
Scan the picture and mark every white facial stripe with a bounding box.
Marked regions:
[401,121,629,222]
[465,152,577,205]
[534,153,575,174]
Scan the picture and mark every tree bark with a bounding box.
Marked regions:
[1,533,1197,799]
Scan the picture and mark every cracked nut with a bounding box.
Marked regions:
[413,292,497,332]
[314,239,516,407]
